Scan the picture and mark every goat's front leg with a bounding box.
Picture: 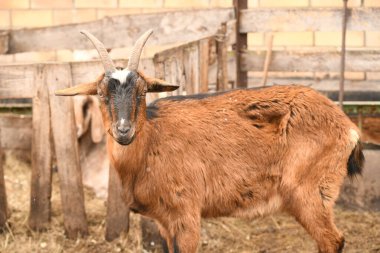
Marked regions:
[165,213,201,253]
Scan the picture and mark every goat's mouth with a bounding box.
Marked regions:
[114,134,135,145]
[110,127,136,146]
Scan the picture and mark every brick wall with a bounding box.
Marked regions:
[0,0,379,75]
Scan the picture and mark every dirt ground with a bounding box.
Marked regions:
[1,151,380,253]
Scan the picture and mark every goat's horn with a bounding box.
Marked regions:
[80,30,116,74]
[127,29,153,71]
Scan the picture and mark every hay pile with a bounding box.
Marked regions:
[1,152,379,253]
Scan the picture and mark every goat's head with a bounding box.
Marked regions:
[55,30,179,145]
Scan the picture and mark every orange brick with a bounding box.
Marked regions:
[260,0,308,7]
[315,72,365,80]
[164,0,209,8]
[75,0,117,8]
[0,11,10,29]
[31,0,73,8]
[119,0,163,8]
[365,0,380,7]
[210,0,258,8]
[97,8,142,19]
[366,32,380,47]
[271,32,313,47]
[210,0,233,7]
[248,32,264,47]
[0,0,29,9]
[315,31,364,47]
[249,71,314,78]
[367,72,380,80]
[12,10,53,28]
[142,8,177,13]
[53,9,97,25]
[311,0,361,7]
[248,0,259,8]
[14,51,56,63]
[0,54,14,64]
[56,50,74,62]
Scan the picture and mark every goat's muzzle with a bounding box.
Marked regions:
[111,121,136,145]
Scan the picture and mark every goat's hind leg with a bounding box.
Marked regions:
[286,190,345,253]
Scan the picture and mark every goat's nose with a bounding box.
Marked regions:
[117,124,130,134]
[116,120,130,135]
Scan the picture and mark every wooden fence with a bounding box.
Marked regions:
[234,2,380,97]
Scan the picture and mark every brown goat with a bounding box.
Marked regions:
[56,30,364,253]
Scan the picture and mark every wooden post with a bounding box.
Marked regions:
[47,64,88,238]
[261,34,274,87]
[105,164,129,241]
[358,106,363,131]
[234,0,248,88]
[183,45,200,95]
[216,23,228,91]
[29,65,53,231]
[0,139,7,230]
[339,0,349,108]
[199,38,210,93]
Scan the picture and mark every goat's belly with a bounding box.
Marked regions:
[201,194,283,219]
[231,194,283,219]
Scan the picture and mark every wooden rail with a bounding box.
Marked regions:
[2,9,234,54]
[241,49,380,72]
[240,8,380,33]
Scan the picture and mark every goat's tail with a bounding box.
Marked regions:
[347,141,364,178]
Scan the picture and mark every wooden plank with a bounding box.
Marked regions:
[28,65,53,231]
[0,31,9,54]
[241,49,380,72]
[183,44,200,95]
[199,38,210,93]
[240,8,380,33]
[234,0,248,88]
[0,64,36,99]
[105,164,129,241]
[70,58,154,85]
[248,78,380,92]
[8,9,234,53]
[0,132,8,230]
[216,24,228,91]
[47,63,88,238]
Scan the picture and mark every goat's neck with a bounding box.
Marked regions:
[107,121,151,194]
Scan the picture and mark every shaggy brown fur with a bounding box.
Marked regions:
[58,78,363,253]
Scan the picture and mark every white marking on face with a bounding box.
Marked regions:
[120,118,126,125]
[111,69,131,84]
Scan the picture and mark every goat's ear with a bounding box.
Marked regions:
[55,81,98,96]
[55,74,104,96]
[89,97,104,143]
[144,76,179,93]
